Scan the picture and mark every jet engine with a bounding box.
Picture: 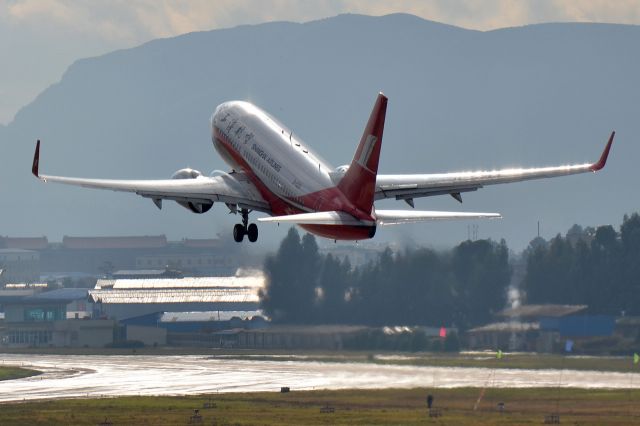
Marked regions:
[171,168,203,180]
[171,168,213,214]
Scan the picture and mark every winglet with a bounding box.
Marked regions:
[590,131,615,171]
[32,140,41,178]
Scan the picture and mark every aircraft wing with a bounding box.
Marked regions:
[375,132,614,203]
[31,140,270,213]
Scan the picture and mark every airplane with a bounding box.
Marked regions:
[31,93,614,243]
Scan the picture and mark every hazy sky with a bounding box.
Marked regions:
[1,0,638,125]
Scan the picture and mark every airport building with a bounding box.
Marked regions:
[0,265,269,348]
[467,304,615,352]
[0,235,250,277]
[0,234,266,348]
[0,249,40,284]
[0,236,48,250]
[86,271,268,347]
[121,310,266,332]
[0,288,113,347]
[121,310,268,347]
[233,325,370,350]
[89,272,265,320]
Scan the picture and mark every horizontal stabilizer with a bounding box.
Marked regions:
[259,210,501,226]
[375,210,501,225]
[258,211,371,226]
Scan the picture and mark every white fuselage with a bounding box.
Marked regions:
[210,101,375,240]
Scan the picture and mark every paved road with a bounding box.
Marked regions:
[1,354,639,402]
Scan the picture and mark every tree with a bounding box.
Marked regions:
[317,254,351,323]
[260,228,320,323]
[261,229,513,330]
[524,234,575,304]
[452,239,511,328]
[522,213,640,316]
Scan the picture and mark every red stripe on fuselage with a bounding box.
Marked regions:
[213,128,376,240]
[213,129,294,215]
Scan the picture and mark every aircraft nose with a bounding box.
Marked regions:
[211,103,229,128]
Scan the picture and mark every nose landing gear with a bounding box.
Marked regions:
[232,208,259,243]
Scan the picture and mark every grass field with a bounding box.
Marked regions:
[1,387,640,425]
[0,366,40,381]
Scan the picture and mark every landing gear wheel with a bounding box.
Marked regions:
[232,208,255,243]
[233,224,245,242]
[247,223,259,242]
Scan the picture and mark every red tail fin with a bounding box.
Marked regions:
[338,93,387,215]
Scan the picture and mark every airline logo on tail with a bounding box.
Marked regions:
[357,135,378,173]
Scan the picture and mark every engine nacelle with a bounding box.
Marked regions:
[171,168,213,214]
[178,201,213,214]
[171,168,203,179]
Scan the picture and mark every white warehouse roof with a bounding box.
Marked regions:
[95,275,265,290]
[89,288,259,304]
[90,273,265,305]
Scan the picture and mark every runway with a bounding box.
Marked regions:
[1,354,639,402]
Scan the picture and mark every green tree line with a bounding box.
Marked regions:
[260,213,640,329]
[260,228,510,329]
[523,213,640,315]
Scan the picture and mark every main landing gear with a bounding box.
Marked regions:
[233,208,258,243]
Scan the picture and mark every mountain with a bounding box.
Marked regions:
[1,13,637,250]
